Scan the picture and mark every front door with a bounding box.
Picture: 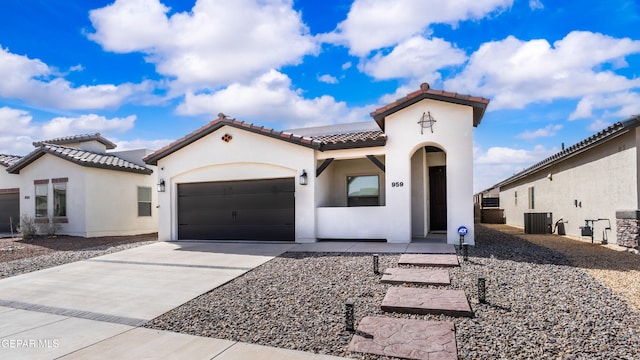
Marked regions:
[429,166,447,231]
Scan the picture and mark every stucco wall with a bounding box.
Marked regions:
[84,168,157,237]
[155,127,316,242]
[383,99,476,244]
[500,131,637,244]
[17,154,157,237]
[411,150,426,237]
[0,167,21,190]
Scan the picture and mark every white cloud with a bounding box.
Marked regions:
[88,0,317,92]
[41,114,136,139]
[377,81,425,105]
[529,0,544,10]
[475,145,550,165]
[69,64,85,72]
[0,46,148,109]
[570,91,640,120]
[0,106,139,155]
[361,36,467,80]
[113,138,174,151]
[0,107,34,136]
[516,124,563,140]
[588,119,612,132]
[445,31,640,110]
[342,62,352,70]
[474,144,555,192]
[176,70,369,127]
[326,0,512,56]
[318,74,338,84]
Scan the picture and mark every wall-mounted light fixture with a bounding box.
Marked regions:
[299,170,308,185]
[547,173,553,181]
[157,179,166,192]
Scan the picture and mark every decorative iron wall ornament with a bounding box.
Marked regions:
[418,111,437,134]
[221,134,232,142]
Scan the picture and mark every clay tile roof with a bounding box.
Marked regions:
[33,133,117,150]
[311,131,387,150]
[370,82,490,130]
[143,114,388,165]
[7,144,152,175]
[0,154,22,167]
[495,114,640,188]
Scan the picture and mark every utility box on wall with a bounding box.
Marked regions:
[524,212,552,234]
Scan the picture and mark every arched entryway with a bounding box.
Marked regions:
[410,145,447,240]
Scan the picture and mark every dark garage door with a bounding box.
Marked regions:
[178,178,295,241]
[0,191,19,232]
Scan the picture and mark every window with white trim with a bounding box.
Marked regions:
[528,187,535,210]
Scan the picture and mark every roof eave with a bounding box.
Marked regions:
[6,150,46,174]
[318,139,387,151]
[496,123,634,188]
[32,133,117,150]
[371,92,489,130]
[143,119,321,165]
[8,146,152,175]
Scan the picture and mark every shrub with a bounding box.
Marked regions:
[19,214,38,239]
[39,217,61,237]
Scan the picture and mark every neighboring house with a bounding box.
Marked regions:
[495,115,640,248]
[6,134,158,237]
[0,154,22,232]
[144,83,489,245]
[473,186,504,224]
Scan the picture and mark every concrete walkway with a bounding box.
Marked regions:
[0,241,345,359]
[0,240,455,359]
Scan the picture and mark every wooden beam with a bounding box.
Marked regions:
[367,155,385,172]
[316,158,334,177]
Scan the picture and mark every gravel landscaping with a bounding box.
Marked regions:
[146,225,640,359]
[0,234,156,279]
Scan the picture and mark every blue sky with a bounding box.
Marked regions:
[0,0,638,192]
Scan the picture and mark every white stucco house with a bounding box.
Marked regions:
[144,83,489,245]
[6,134,158,237]
[495,114,640,249]
[0,154,22,232]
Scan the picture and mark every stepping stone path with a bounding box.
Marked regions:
[398,253,459,267]
[349,249,474,359]
[348,316,457,360]
[381,268,450,286]
[381,287,473,317]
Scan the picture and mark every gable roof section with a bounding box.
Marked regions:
[33,133,117,150]
[0,154,22,168]
[7,144,152,175]
[143,115,387,165]
[371,83,490,130]
[496,114,640,188]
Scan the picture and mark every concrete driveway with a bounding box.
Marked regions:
[0,241,348,359]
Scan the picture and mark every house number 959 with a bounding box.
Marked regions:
[391,182,404,187]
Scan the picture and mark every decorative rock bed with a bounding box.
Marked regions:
[145,226,640,359]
